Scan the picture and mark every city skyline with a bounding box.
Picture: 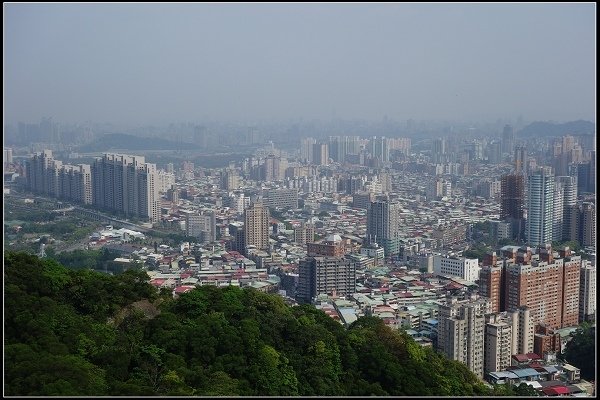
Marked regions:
[4,3,596,125]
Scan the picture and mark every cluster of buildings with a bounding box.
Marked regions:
[498,143,595,248]
[11,128,596,394]
[23,150,171,223]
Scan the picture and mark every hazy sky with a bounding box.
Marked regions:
[4,3,596,125]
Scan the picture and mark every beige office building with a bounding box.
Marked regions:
[244,202,270,254]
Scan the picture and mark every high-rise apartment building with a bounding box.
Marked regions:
[366,199,401,257]
[328,136,360,163]
[297,256,356,304]
[514,146,527,174]
[26,149,55,195]
[502,125,515,154]
[526,167,555,246]
[369,136,390,163]
[555,176,578,241]
[437,295,491,378]
[579,262,596,322]
[579,202,596,247]
[91,153,160,223]
[484,309,534,374]
[263,155,287,181]
[504,249,580,329]
[25,150,92,206]
[479,263,504,314]
[488,141,502,164]
[243,202,270,254]
[221,169,240,191]
[312,143,329,166]
[300,137,316,163]
[432,138,447,163]
[58,164,92,205]
[500,173,525,241]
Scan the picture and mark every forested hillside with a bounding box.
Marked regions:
[6,251,515,396]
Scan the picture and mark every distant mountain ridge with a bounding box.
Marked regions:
[77,133,199,152]
[517,120,595,138]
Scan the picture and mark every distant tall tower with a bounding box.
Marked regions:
[556,176,578,241]
[526,167,554,246]
[312,143,329,166]
[432,138,447,163]
[488,141,502,164]
[300,137,316,163]
[243,202,270,254]
[579,202,596,247]
[502,125,515,154]
[514,146,527,174]
[369,136,390,163]
[500,173,525,241]
[366,199,401,257]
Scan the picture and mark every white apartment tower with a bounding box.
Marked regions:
[526,166,555,246]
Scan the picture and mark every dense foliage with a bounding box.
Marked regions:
[559,322,595,380]
[6,251,512,396]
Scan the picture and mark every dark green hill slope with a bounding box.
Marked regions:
[5,251,524,396]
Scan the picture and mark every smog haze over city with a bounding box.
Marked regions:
[4,3,596,126]
[3,2,597,398]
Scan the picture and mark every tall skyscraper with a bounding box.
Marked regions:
[500,173,525,241]
[488,141,502,164]
[579,202,596,247]
[526,167,554,246]
[366,199,401,257]
[243,202,270,254]
[432,137,447,163]
[514,146,527,174]
[555,176,578,241]
[502,125,515,154]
